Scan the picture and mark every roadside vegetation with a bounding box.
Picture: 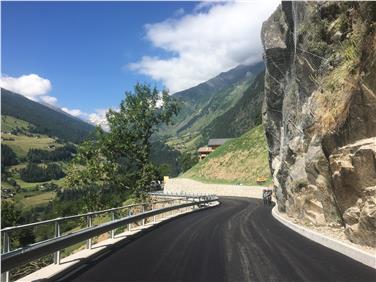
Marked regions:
[66,83,179,201]
[1,83,180,280]
[2,83,180,226]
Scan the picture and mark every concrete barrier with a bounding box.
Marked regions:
[272,205,376,269]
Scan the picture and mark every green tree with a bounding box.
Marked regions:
[1,144,18,167]
[19,163,64,182]
[158,163,172,177]
[1,201,21,228]
[67,83,179,199]
[179,152,199,173]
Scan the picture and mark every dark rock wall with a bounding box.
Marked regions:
[261,1,376,246]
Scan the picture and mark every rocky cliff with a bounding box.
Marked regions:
[261,2,376,246]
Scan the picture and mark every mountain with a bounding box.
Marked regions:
[183,125,271,185]
[202,70,265,140]
[160,62,265,153]
[1,89,95,143]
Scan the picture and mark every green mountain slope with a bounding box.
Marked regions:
[202,70,265,140]
[160,63,265,154]
[183,125,271,185]
[162,63,264,138]
[1,89,95,143]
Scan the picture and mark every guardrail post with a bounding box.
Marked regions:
[152,203,156,222]
[2,231,10,253]
[142,204,145,226]
[161,204,165,219]
[2,232,10,282]
[53,221,61,264]
[128,209,131,231]
[86,215,92,249]
[111,211,115,239]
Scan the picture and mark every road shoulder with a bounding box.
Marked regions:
[272,205,376,269]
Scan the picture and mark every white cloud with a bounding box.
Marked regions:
[156,98,164,109]
[88,109,109,130]
[173,8,185,17]
[193,1,217,12]
[40,95,58,106]
[129,1,279,93]
[0,74,52,100]
[61,107,83,117]
[61,107,112,131]
[0,73,60,106]
[1,73,111,130]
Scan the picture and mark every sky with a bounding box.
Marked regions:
[1,1,279,126]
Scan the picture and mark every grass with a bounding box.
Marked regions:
[311,13,369,136]
[13,177,67,190]
[183,125,271,186]
[313,39,360,135]
[2,133,61,159]
[6,162,68,190]
[2,115,33,132]
[166,131,203,153]
[14,191,56,208]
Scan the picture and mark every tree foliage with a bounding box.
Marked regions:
[27,145,76,163]
[179,152,199,173]
[1,144,18,167]
[20,163,65,182]
[1,201,21,228]
[66,83,179,198]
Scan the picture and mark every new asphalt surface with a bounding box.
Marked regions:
[59,197,375,282]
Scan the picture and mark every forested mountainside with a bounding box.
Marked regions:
[160,63,266,153]
[1,89,95,143]
[262,1,376,246]
[172,62,264,133]
[202,70,265,141]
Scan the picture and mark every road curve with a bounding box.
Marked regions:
[60,198,375,282]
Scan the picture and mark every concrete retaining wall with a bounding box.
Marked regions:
[272,206,376,269]
[164,178,265,198]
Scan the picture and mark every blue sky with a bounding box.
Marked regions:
[1,1,279,125]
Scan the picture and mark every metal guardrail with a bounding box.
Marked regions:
[1,199,175,233]
[149,191,216,198]
[1,195,218,276]
[1,198,178,282]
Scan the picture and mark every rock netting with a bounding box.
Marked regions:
[261,2,376,246]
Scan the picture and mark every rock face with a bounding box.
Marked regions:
[330,138,376,246]
[261,2,376,246]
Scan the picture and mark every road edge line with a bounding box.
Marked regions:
[271,205,376,269]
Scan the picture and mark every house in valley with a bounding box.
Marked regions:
[198,138,232,160]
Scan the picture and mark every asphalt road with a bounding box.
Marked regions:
[60,198,375,282]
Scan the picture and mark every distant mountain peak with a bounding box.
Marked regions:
[1,88,94,143]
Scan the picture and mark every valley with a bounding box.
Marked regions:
[1,90,97,229]
[155,63,270,182]
[1,114,76,210]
